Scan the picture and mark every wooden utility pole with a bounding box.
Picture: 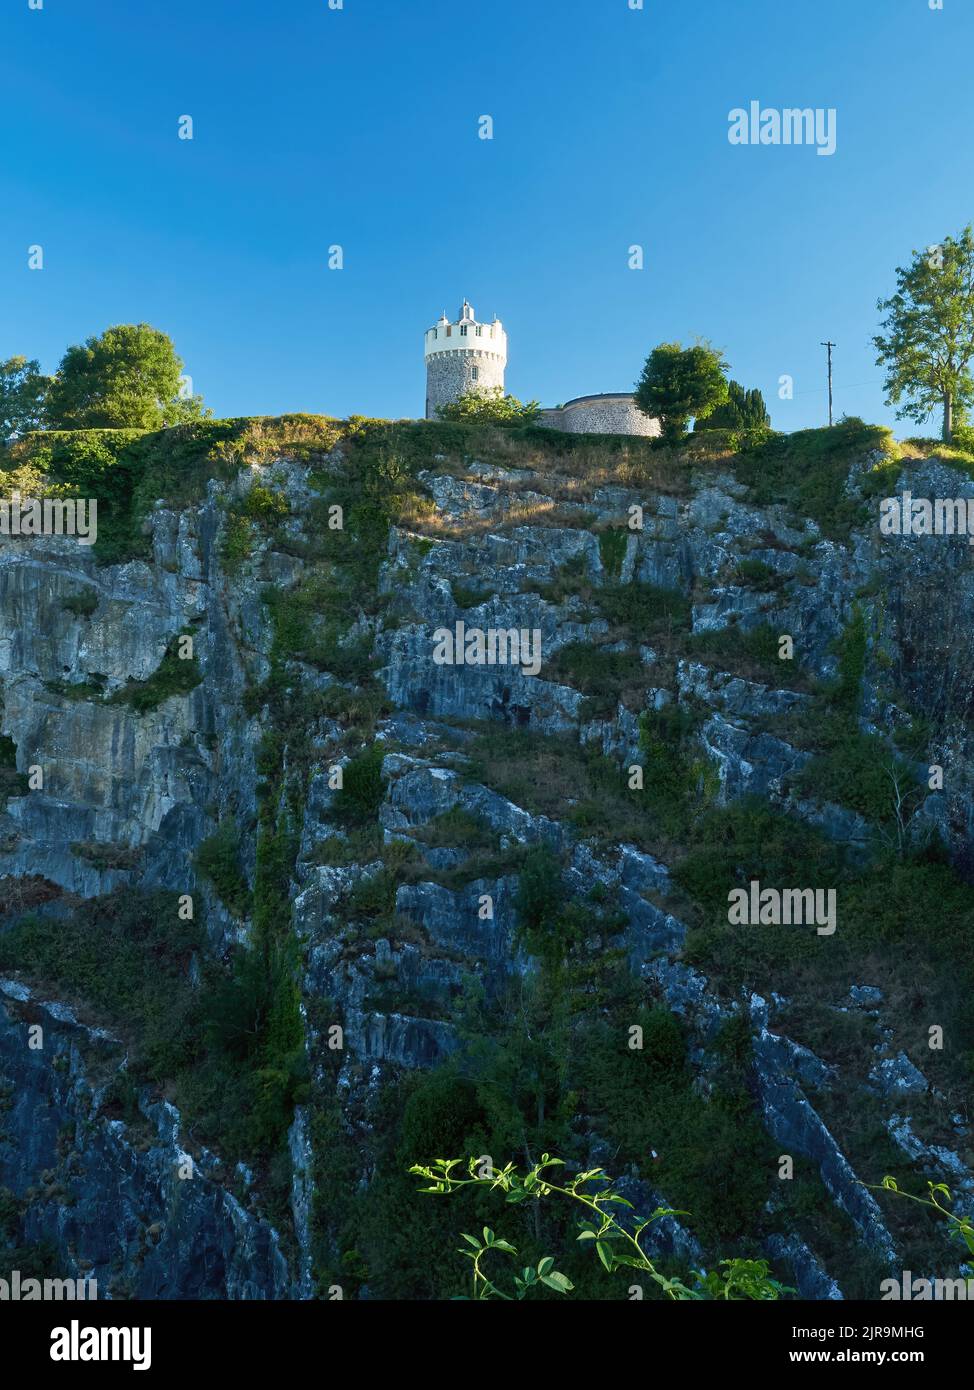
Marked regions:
[821,341,835,426]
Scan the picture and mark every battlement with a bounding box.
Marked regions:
[424,301,507,363]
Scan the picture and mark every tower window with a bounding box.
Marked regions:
[475,325,482,336]
[472,366,479,381]
[460,325,467,336]
[446,326,451,337]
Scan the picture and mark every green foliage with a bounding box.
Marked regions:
[696,379,771,432]
[0,733,28,804]
[872,1178,974,1257]
[110,632,202,713]
[675,801,841,924]
[220,512,254,572]
[0,356,49,441]
[687,622,790,681]
[450,580,493,608]
[59,589,99,617]
[795,732,919,827]
[730,557,779,589]
[638,704,714,836]
[546,640,645,715]
[0,890,201,1082]
[592,580,692,636]
[731,417,900,539]
[830,604,867,713]
[633,342,730,445]
[4,415,341,564]
[332,747,385,827]
[243,484,290,522]
[436,386,541,425]
[597,528,628,577]
[195,817,252,919]
[410,1155,790,1300]
[44,323,208,430]
[513,845,572,962]
[875,227,974,442]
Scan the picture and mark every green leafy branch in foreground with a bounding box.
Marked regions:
[410,1155,791,1301]
[869,1176,974,1255]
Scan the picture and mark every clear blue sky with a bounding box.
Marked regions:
[2,0,972,432]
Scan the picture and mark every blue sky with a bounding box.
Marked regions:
[2,0,972,432]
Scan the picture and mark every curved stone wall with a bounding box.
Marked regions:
[539,394,660,437]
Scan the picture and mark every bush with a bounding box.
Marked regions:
[731,418,900,539]
[195,818,252,918]
[0,890,202,1082]
[111,632,202,713]
[332,747,386,827]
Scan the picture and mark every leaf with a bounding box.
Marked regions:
[460,1233,481,1250]
[482,1226,494,1245]
[492,1240,517,1254]
[540,1271,574,1294]
[537,1256,555,1277]
[596,1240,616,1273]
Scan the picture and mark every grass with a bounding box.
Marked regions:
[687,622,811,686]
[544,640,646,716]
[729,417,901,539]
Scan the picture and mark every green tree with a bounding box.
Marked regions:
[874,227,974,443]
[695,378,770,431]
[436,386,540,425]
[634,342,729,445]
[45,324,209,430]
[0,357,50,441]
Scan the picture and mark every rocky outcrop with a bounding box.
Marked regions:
[1,430,972,1301]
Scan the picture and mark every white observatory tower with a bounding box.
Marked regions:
[423,300,507,419]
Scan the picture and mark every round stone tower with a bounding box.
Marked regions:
[424,300,507,419]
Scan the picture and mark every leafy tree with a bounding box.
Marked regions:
[0,357,50,441]
[436,386,540,425]
[45,323,208,430]
[695,378,770,431]
[634,342,729,445]
[874,227,974,442]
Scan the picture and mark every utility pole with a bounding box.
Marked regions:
[820,341,835,426]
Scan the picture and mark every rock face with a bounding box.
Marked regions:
[0,425,972,1301]
[0,980,291,1299]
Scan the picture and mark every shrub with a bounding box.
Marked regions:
[332,747,386,826]
[110,631,202,713]
[195,817,252,918]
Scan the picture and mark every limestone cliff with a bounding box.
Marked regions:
[0,418,971,1300]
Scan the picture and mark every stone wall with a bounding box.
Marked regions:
[425,348,506,419]
[539,393,660,437]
